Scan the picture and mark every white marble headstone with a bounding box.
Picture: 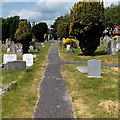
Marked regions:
[4,54,17,64]
[66,45,71,51]
[88,59,102,78]
[23,54,33,66]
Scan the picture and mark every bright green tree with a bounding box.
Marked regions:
[51,14,70,39]
[57,22,69,39]
[14,20,32,53]
[70,1,105,55]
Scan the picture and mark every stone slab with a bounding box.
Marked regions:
[77,66,88,73]
[23,54,33,66]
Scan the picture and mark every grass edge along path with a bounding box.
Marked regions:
[61,64,118,118]
[2,43,51,118]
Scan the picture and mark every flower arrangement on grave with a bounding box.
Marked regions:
[62,37,77,48]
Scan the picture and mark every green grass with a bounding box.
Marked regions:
[61,65,118,118]
[2,43,51,118]
[57,43,119,64]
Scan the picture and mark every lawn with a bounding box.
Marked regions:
[57,42,119,64]
[1,43,51,118]
[61,65,118,118]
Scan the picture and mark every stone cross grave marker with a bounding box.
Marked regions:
[88,59,102,78]
[4,54,17,64]
[23,54,33,67]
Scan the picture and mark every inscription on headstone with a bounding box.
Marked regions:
[4,54,17,64]
[23,54,33,66]
[88,59,102,78]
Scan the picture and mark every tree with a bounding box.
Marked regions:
[70,1,105,55]
[57,22,69,39]
[104,4,120,27]
[14,20,32,53]
[32,22,48,42]
[51,14,70,39]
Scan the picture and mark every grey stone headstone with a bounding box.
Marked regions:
[15,43,23,56]
[7,61,26,71]
[88,59,102,78]
[10,43,16,53]
[77,66,88,73]
[23,54,33,66]
[4,54,17,64]
[29,45,34,50]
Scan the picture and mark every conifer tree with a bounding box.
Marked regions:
[70,0,105,55]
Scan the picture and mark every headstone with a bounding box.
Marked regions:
[7,48,10,53]
[29,45,33,50]
[107,41,112,54]
[41,43,45,47]
[77,66,88,73]
[15,43,23,56]
[7,61,26,71]
[66,45,71,51]
[116,43,120,51]
[88,59,102,78]
[4,54,17,64]
[0,41,2,53]
[111,39,116,54]
[23,54,33,66]
[10,42,16,53]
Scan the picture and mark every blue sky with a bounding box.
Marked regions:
[1,0,119,27]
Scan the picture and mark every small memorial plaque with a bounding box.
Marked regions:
[4,54,17,64]
[23,54,33,66]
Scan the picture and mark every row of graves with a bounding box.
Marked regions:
[1,39,45,71]
[100,35,120,54]
[0,39,45,95]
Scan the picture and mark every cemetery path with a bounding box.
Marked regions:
[34,41,76,118]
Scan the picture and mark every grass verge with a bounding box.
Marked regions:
[61,65,118,118]
[57,43,119,64]
[2,43,51,118]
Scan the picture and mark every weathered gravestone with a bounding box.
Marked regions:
[4,54,17,64]
[88,59,102,78]
[15,43,23,56]
[23,54,33,67]
[7,61,26,71]
[7,48,10,53]
[10,42,16,53]
[111,39,116,54]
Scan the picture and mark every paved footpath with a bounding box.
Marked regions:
[34,41,76,118]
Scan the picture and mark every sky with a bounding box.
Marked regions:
[1,0,119,27]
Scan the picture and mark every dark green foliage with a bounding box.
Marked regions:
[14,20,32,53]
[70,1,105,55]
[57,22,69,39]
[51,14,70,39]
[104,4,120,26]
[2,16,20,42]
[32,22,48,42]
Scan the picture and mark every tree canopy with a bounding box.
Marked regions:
[70,1,105,55]
[104,4,120,27]
[32,22,48,42]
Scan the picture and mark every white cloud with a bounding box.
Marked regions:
[9,9,42,21]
